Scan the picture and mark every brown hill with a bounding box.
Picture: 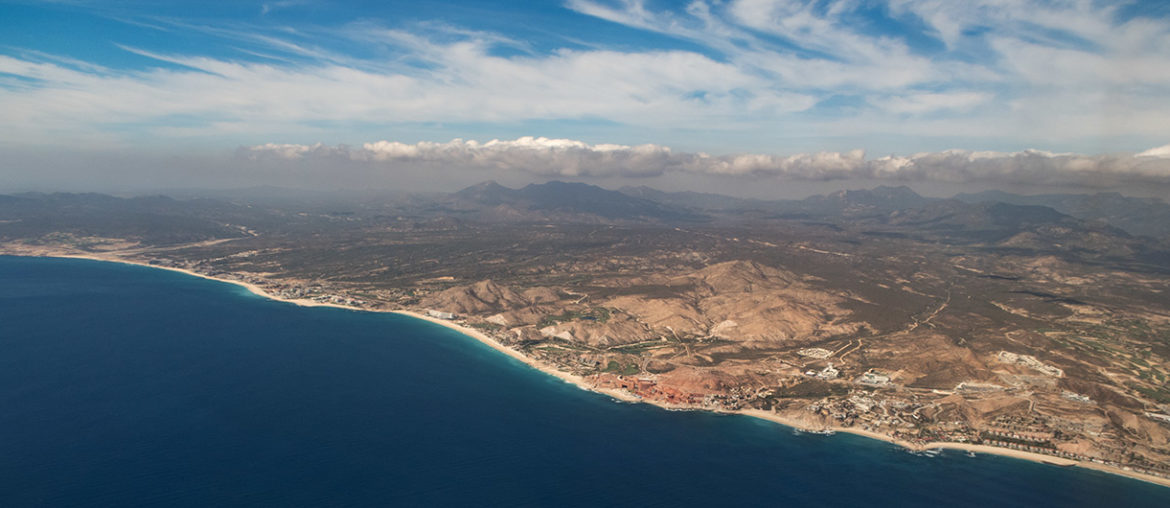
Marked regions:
[606,260,861,343]
[421,280,529,314]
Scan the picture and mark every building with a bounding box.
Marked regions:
[858,370,891,386]
[1146,412,1170,424]
[426,309,456,320]
[817,363,839,380]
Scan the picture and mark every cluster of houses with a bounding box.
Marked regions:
[585,367,1170,482]
[982,426,1055,444]
[804,363,839,380]
[590,373,715,406]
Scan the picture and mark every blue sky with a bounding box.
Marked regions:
[1,0,1169,194]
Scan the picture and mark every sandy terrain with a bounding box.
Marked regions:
[10,252,1170,490]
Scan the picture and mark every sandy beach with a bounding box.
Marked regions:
[9,251,1170,490]
[391,310,645,404]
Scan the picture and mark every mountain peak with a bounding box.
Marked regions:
[457,180,508,193]
[454,181,517,205]
[520,180,597,191]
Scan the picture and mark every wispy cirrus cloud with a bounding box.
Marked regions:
[1,0,1169,157]
[0,39,812,147]
[563,0,1170,146]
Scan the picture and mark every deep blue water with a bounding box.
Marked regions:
[1,256,1169,507]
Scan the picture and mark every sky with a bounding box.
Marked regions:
[1,0,1169,198]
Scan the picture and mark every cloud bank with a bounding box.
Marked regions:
[241,137,1170,188]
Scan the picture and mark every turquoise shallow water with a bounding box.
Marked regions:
[2,255,1169,507]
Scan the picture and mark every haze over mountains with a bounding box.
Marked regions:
[449,181,1169,243]
[952,191,1170,238]
[4,182,1168,282]
[5,182,1169,244]
[450,181,703,223]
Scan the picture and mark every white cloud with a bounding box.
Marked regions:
[0,41,814,146]
[1137,144,1170,158]
[1,0,1169,154]
[241,137,1170,188]
[563,0,1170,142]
[243,137,686,177]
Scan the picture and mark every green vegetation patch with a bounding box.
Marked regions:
[774,380,850,399]
[602,360,640,376]
[539,307,611,327]
[610,340,670,354]
[978,432,1055,450]
[1129,383,1170,404]
[467,322,502,332]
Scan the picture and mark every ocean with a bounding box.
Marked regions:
[1,255,1168,507]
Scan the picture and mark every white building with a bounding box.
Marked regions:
[426,309,456,320]
[817,363,839,380]
[858,370,891,386]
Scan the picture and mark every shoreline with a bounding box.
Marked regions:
[9,252,1170,489]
